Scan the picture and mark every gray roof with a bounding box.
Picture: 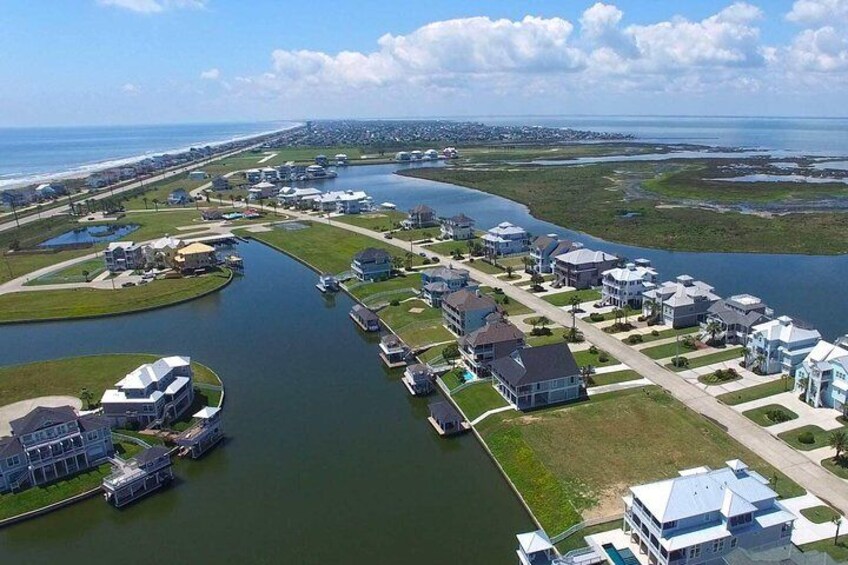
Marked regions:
[10,405,77,436]
[409,204,435,215]
[134,446,171,466]
[442,289,497,313]
[422,267,469,282]
[490,343,580,387]
[708,299,770,328]
[531,235,557,252]
[445,213,474,227]
[78,414,110,432]
[423,281,450,293]
[0,436,23,459]
[406,364,433,382]
[429,400,461,423]
[555,248,617,266]
[354,247,391,263]
[460,320,524,348]
[351,304,379,323]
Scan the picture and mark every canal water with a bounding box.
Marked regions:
[0,242,532,564]
[333,162,848,339]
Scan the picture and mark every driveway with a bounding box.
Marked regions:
[0,396,82,436]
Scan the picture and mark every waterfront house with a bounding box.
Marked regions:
[167,188,190,205]
[313,190,368,214]
[402,204,438,229]
[278,187,323,207]
[315,155,329,167]
[746,316,821,376]
[601,259,658,309]
[173,242,217,272]
[103,446,174,508]
[402,364,434,396]
[35,183,57,200]
[245,169,262,183]
[211,176,230,191]
[459,318,525,378]
[100,356,195,429]
[261,167,279,182]
[553,248,618,289]
[701,294,773,345]
[482,222,530,257]
[795,340,848,413]
[379,334,410,368]
[427,401,468,436]
[202,207,224,221]
[335,153,348,166]
[616,460,794,565]
[175,406,224,458]
[351,247,393,281]
[443,147,459,159]
[350,304,380,332]
[420,266,472,307]
[516,530,555,565]
[149,235,185,268]
[490,342,583,411]
[395,151,411,162]
[0,406,113,493]
[642,275,721,328]
[530,235,578,274]
[441,288,499,337]
[440,213,476,241]
[248,181,277,201]
[188,170,208,181]
[316,273,339,293]
[424,149,439,160]
[105,241,148,272]
[1,186,37,208]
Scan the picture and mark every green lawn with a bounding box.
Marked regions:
[621,327,699,344]
[555,520,620,555]
[779,425,844,451]
[0,353,220,407]
[334,211,405,232]
[822,457,848,480]
[0,462,112,521]
[800,535,848,562]
[465,259,504,274]
[347,273,422,304]
[481,288,533,316]
[0,269,231,323]
[247,221,423,274]
[25,257,106,286]
[453,382,509,421]
[1,248,98,285]
[801,506,842,524]
[476,387,803,534]
[698,369,743,386]
[527,331,566,347]
[377,299,454,348]
[640,341,699,360]
[392,227,441,242]
[573,349,619,368]
[743,404,799,427]
[586,306,641,323]
[439,368,466,391]
[543,289,602,307]
[426,237,482,256]
[717,379,791,406]
[666,348,742,371]
[588,370,642,388]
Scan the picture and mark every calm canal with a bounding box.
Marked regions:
[0,242,532,564]
[337,162,848,339]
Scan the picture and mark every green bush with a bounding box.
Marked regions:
[651,329,660,337]
[765,409,792,424]
[589,313,604,322]
[598,352,609,363]
[797,431,816,445]
[389,299,400,307]
[589,345,599,354]
[671,356,689,368]
[626,334,644,344]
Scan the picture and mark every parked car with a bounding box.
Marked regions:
[121,282,136,288]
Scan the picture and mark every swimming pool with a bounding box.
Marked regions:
[603,543,640,565]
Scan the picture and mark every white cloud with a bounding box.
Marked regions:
[786,0,848,25]
[97,0,206,14]
[200,68,220,80]
[121,83,139,93]
[784,0,848,73]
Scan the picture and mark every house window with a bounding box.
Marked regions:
[730,537,738,549]
[86,431,98,441]
[7,455,20,467]
[663,520,677,531]
[689,545,701,559]
[781,523,792,537]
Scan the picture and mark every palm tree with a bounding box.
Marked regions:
[82,269,90,283]
[229,195,235,209]
[522,256,534,273]
[833,515,842,546]
[755,352,767,374]
[151,198,160,212]
[270,200,279,216]
[142,196,149,210]
[530,272,544,291]
[613,308,624,326]
[830,430,848,461]
[780,372,791,392]
[580,365,594,387]
[704,319,723,345]
[506,265,514,279]
[80,387,93,410]
[536,316,551,332]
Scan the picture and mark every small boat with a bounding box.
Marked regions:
[316,273,339,293]
[380,202,396,210]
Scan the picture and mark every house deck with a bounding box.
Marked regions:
[427,416,471,437]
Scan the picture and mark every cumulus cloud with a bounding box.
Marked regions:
[97,0,206,14]
[121,83,139,93]
[784,0,848,73]
[786,0,848,25]
[200,68,220,80]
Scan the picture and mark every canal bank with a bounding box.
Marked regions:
[0,241,532,564]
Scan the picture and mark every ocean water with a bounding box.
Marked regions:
[0,121,298,189]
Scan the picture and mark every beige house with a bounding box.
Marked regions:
[173,242,217,272]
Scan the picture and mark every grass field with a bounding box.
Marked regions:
[347,273,422,304]
[377,299,453,348]
[439,369,466,391]
[25,257,105,286]
[640,341,698,360]
[481,287,533,316]
[476,387,804,534]
[400,165,848,255]
[779,425,844,451]
[334,211,405,232]
[392,227,441,242]
[526,331,567,347]
[247,221,424,274]
[801,506,842,524]
[453,382,509,421]
[717,379,791,406]
[743,404,799,427]
[822,457,848,480]
[800,535,848,562]
[543,289,602,307]
[621,327,699,344]
[588,370,642,388]
[1,248,96,285]
[573,349,618,368]
[0,269,230,323]
[555,520,620,555]
[466,259,504,274]
[666,348,742,371]
[0,353,220,407]
[426,237,482,256]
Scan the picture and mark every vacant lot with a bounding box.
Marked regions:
[717,379,790,405]
[477,387,803,534]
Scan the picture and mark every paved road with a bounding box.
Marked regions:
[260,206,848,516]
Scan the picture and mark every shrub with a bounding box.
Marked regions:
[389,299,400,307]
[765,409,792,424]
[589,345,599,354]
[626,334,644,344]
[797,431,816,445]
[651,329,660,337]
[671,356,689,368]
[422,258,431,264]
[598,352,609,363]
[681,336,697,349]
[442,343,459,360]
[589,313,604,322]
[431,256,439,263]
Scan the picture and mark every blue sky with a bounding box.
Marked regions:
[0,0,846,126]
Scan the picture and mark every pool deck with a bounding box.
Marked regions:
[586,529,649,565]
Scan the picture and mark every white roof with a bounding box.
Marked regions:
[752,316,821,344]
[101,388,164,404]
[151,236,183,250]
[315,190,367,203]
[193,406,221,419]
[163,376,191,395]
[555,248,616,265]
[603,264,657,283]
[114,356,191,390]
[630,461,779,524]
[644,278,719,307]
[516,530,553,554]
[107,241,137,251]
[252,181,276,189]
[486,222,526,237]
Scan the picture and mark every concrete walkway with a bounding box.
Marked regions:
[0,397,82,436]
[470,405,515,426]
[243,203,848,516]
[781,493,848,545]
[588,378,652,396]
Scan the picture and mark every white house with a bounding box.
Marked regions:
[601,259,658,308]
[104,241,148,272]
[614,460,795,565]
[312,190,368,214]
[642,275,721,328]
[100,356,195,428]
[746,316,821,375]
[482,222,529,257]
[795,340,848,413]
[440,213,476,241]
